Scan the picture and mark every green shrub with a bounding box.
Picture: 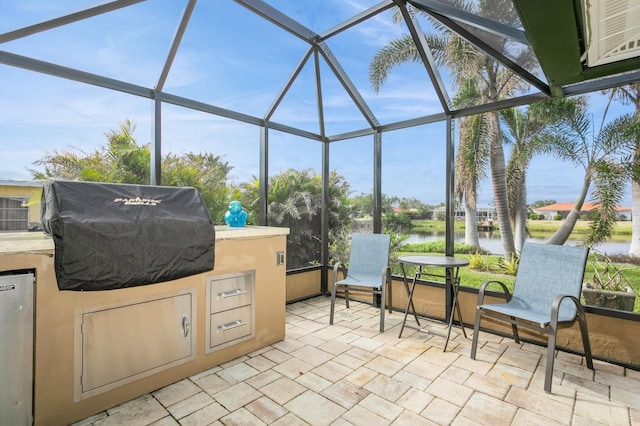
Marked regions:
[401,240,486,254]
[497,253,520,275]
[468,253,490,271]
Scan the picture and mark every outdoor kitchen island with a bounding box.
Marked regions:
[0,225,289,426]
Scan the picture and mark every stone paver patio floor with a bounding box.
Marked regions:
[73,296,640,425]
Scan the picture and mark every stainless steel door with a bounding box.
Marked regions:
[79,292,194,397]
[0,271,34,426]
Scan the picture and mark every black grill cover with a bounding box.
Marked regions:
[41,180,215,291]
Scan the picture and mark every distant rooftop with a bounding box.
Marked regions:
[535,202,631,212]
[0,180,44,188]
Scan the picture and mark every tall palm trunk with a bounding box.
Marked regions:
[629,114,640,256]
[464,203,480,247]
[489,111,515,256]
[630,181,640,255]
[513,183,528,252]
[547,177,591,245]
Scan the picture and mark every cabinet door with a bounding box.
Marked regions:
[0,272,33,426]
[79,292,194,397]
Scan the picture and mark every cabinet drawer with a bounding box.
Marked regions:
[210,305,252,348]
[208,271,253,312]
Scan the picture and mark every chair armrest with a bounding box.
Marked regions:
[333,262,346,283]
[477,280,512,306]
[550,294,583,323]
[380,265,391,285]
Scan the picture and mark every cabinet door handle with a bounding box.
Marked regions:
[182,315,190,337]
[219,289,247,298]
[219,320,246,331]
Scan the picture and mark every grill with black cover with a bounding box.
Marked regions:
[41,180,215,291]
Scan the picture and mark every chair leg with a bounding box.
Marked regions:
[344,285,350,308]
[379,284,386,333]
[511,318,520,344]
[387,270,393,314]
[470,309,482,360]
[576,307,594,370]
[544,325,558,393]
[329,283,338,325]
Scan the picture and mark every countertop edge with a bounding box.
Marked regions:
[0,226,290,254]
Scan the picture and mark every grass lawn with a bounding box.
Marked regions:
[411,219,632,236]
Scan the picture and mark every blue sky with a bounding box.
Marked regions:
[0,0,634,206]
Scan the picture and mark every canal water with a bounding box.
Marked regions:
[404,232,631,255]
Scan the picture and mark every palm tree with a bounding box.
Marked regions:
[369,0,534,257]
[161,152,233,223]
[31,119,149,183]
[455,114,488,248]
[533,97,635,246]
[605,85,640,256]
[31,120,235,222]
[501,100,570,251]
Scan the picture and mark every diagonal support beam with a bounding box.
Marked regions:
[320,0,395,40]
[313,49,327,139]
[234,0,317,43]
[316,41,379,129]
[408,0,528,44]
[156,0,197,91]
[265,47,314,120]
[0,50,152,98]
[396,1,452,114]
[0,0,146,44]
[427,11,550,96]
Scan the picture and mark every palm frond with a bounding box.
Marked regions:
[369,35,423,93]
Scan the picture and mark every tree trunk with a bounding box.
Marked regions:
[547,177,591,245]
[489,111,515,256]
[629,180,640,256]
[464,202,480,248]
[514,183,528,252]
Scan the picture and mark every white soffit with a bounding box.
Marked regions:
[584,0,640,67]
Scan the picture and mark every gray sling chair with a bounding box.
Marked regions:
[470,242,594,393]
[329,233,392,333]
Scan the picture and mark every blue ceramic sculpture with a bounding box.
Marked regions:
[224,200,248,227]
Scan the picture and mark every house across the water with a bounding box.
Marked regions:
[533,202,632,221]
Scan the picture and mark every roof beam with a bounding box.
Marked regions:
[328,128,375,142]
[161,91,323,140]
[234,0,318,44]
[450,92,549,119]
[396,2,452,113]
[562,70,640,96]
[265,47,314,120]
[427,11,551,96]
[314,50,327,139]
[378,111,448,132]
[316,41,380,128]
[0,50,152,98]
[320,1,395,40]
[408,0,528,44]
[0,0,145,44]
[156,0,197,91]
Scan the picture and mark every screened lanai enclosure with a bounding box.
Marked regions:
[2,0,640,348]
[4,2,640,424]
[4,0,640,256]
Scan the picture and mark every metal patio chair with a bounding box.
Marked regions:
[329,233,391,333]
[470,242,594,393]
